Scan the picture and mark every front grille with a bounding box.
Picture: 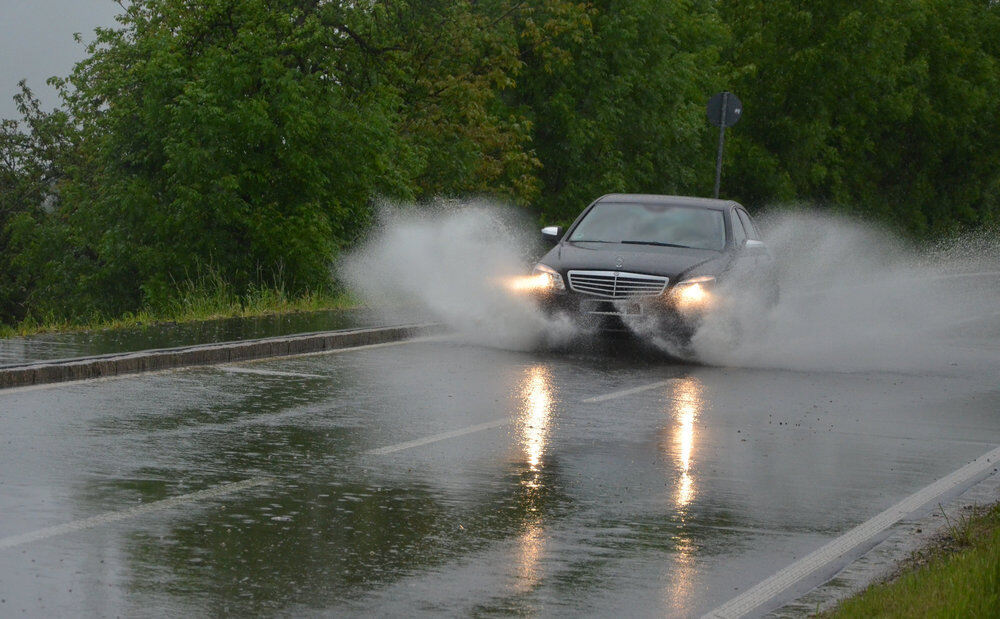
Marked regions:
[567,270,668,299]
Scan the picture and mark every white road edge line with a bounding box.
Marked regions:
[365,418,509,456]
[702,444,1000,619]
[217,367,326,379]
[581,379,681,403]
[0,477,272,551]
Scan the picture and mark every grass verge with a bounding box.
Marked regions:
[0,283,358,338]
[825,502,1000,617]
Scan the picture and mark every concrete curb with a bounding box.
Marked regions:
[0,323,442,390]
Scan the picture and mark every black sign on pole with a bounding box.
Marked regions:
[707,92,742,198]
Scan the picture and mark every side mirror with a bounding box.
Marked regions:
[541,226,563,244]
[744,239,767,251]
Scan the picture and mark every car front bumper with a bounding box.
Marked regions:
[533,291,700,338]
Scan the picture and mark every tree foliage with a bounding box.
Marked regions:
[46,0,407,315]
[513,0,726,223]
[365,0,545,202]
[1,0,999,325]
[0,83,78,323]
[719,0,1000,234]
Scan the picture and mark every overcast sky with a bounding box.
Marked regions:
[1,0,122,120]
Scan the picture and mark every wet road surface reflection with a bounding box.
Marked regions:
[669,378,703,510]
[509,367,555,601]
[518,365,554,481]
[663,378,703,615]
[1,337,1000,616]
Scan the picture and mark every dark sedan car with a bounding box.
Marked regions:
[509,193,775,339]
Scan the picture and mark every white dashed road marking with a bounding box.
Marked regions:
[365,418,510,456]
[581,379,681,403]
[218,367,326,379]
[0,477,272,551]
[365,379,687,455]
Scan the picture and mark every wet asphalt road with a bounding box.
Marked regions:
[1,322,999,616]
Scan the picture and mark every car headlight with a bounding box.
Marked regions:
[532,264,566,290]
[671,276,715,311]
[505,264,566,293]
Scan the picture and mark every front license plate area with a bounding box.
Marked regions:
[582,299,642,315]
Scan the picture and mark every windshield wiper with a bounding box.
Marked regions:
[570,239,616,243]
[620,240,697,249]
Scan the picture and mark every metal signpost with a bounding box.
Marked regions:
[707,91,743,199]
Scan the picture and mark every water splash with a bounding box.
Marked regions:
[686,211,1000,373]
[339,202,578,350]
[341,202,1000,372]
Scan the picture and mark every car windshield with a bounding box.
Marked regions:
[568,202,726,251]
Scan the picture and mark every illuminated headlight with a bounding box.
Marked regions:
[532,264,565,290]
[671,276,716,311]
[505,264,565,293]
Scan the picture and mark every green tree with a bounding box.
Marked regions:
[720,0,1000,234]
[7,0,565,321]
[0,83,79,324]
[367,0,543,203]
[513,0,728,224]
[25,0,407,317]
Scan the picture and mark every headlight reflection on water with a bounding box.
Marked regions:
[514,523,546,593]
[662,378,705,614]
[519,365,554,480]
[672,379,703,509]
[510,366,556,592]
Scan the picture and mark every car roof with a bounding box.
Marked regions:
[594,193,739,211]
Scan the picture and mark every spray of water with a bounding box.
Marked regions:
[341,202,1000,372]
[339,202,578,350]
[683,211,1000,373]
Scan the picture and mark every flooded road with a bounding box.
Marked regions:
[1,323,999,616]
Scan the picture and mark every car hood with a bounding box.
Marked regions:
[539,241,726,282]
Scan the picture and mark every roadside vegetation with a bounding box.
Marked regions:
[0,278,354,338]
[827,503,1000,618]
[2,0,999,331]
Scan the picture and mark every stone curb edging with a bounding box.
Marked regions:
[0,323,443,390]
